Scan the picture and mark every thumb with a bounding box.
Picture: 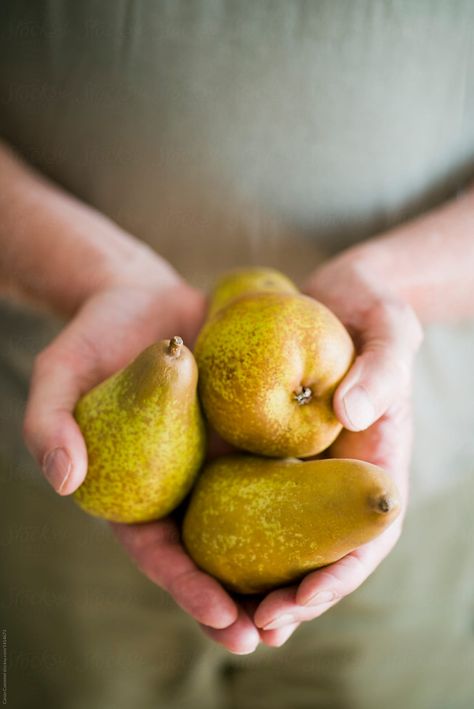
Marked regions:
[333,299,423,431]
[23,346,90,495]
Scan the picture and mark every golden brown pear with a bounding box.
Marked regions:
[207,267,299,318]
[195,279,355,458]
[183,455,400,594]
[74,337,206,523]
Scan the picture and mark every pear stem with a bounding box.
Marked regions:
[294,387,312,405]
[168,336,184,357]
[375,495,394,514]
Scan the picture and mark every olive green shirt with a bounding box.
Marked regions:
[1,2,474,708]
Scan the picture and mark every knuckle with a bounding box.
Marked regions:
[380,297,424,349]
[21,410,34,446]
[167,568,200,600]
[366,297,407,326]
[319,553,367,596]
[362,343,411,390]
[21,406,47,465]
[363,297,423,386]
[32,344,60,380]
[384,352,412,388]
[31,348,50,377]
[316,570,347,597]
[338,552,367,582]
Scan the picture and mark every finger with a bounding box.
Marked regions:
[254,523,401,630]
[303,404,409,608]
[330,401,413,503]
[23,346,93,495]
[200,608,260,655]
[254,586,330,630]
[254,583,337,629]
[295,523,402,607]
[258,622,300,648]
[334,299,422,431]
[111,519,238,630]
[255,415,407,630]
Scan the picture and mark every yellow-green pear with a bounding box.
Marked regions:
[74,337,206,523]
[195,274,354,458]
[207,267,299,318]
[183,455,400,594]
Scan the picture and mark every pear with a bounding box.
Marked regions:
[207,267,299,319]
[195,275,354,458]
[183,455,400,594]
[74,337,206,523]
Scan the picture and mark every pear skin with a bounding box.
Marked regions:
[195,291,354,458]
[74,337,206,523]
[182,456,400,594]
[208,267,299,318]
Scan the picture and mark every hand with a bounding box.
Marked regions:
[22,277,262,654]
[251,250,423,647]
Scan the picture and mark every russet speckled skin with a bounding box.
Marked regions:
[195,291,355,458]
[74,340,205,523]
[183,456,400,594]
[207,267,299,319]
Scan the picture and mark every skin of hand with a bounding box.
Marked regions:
[117,249,423,655]
[250,251,423,647]
[22,249,422,655]
[19,241,424,654]
[22,276,270,653]
[6,132,471,652]
[1,139,261,655]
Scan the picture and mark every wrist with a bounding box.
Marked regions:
[92,255,207,346]
[305,244,424,356]
[308,240,415,312]
[318,189,474,324]
[334,239,429,322]
[96,235,184,298]
[0,141,185,316]
[306,245,399,310]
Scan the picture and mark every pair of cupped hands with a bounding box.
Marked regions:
[23,250,423,654]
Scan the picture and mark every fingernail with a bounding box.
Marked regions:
[230,644,259,656]
[42,448,71,493]
[301,590,335,607]
[343,385,375,430]
[270,625,298,647]
[262,613,296,631]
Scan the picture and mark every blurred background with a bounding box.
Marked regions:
[1,2,474,707]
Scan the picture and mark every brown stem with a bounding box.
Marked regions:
[374,495,395,514]
[168,336,184,357]
[294,387,312,405]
